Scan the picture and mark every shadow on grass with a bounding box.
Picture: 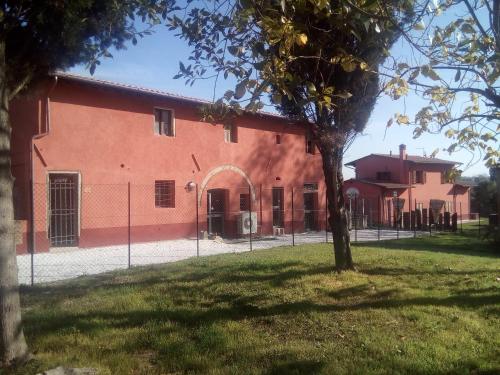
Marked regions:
[355,231,498,258]
[23,282,500,339]
[17,237,500,375]
[266,360,325,375]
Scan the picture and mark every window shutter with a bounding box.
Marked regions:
[154,109,160,135]
[162,110,172,136]
[423,172,427,184]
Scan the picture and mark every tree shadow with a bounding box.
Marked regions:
[354,233,498,258]
[266,360,325,375]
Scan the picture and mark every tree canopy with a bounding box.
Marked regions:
[383,0,499,167]
[171,0,421,270]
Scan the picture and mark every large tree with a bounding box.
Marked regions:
[0,0,173,366]
[171,0,418,271]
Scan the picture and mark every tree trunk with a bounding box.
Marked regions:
[496,166,500,236]
[0,40,29,367]
[318,139,354,272]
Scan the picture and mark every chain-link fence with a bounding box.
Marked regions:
[15,181,469,285]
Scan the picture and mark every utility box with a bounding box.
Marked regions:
[238,212,257,235]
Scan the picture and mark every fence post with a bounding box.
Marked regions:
[478,203,481,238]
[259,184,263,236]
[291,187,295,246]
[460,202,463,234]
[396,205,400,240]
[249,184,253,251]
[30,178,35,286]
[325,194,328,243]
[128,182,131,269]
[196,183,199,257]
[377,196,381,241]
[414,198,417,238]
[429,206,432,237]
[354,195,358,242]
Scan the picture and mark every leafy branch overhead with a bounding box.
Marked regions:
[170,0,417,126]
[383,0,499,167]
[170,0,419,272]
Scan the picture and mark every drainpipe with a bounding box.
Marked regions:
[29,75,58,253]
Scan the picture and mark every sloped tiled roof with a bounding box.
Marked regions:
[51,71,286,121]
[346,179,409,189]
[345,153,459,167]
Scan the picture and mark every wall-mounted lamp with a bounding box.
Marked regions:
[185,181,196,192]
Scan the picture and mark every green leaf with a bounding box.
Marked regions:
[454,70,461,82]
[413,21,425,31]
[306,82,317,93]
[234,81,246,100]
[422,65,440,81]
[271,93,282,104]
[335,91,352,99]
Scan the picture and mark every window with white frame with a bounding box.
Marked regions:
[224,123,237,143]
[154,108,174,136]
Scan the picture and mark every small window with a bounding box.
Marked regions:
[240,193,250,211]
[441,171,452,184]
[224,123,237,143]
[413,170,425,184]
[276,134,281,144]
[304,183,318,191]
[306,134,315,154]
[376,172,391,181]
[154,108,174,136]
[155,180,175,208]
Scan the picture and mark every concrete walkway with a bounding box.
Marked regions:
[17,229,421,285]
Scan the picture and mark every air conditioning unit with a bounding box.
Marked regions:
[273,227,285,236]
[238,211,257,235]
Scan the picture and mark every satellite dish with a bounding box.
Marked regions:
[346,187,360,198]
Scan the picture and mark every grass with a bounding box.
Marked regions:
[6,224,500,374]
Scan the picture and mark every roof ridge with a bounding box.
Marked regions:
[51,71,285,120]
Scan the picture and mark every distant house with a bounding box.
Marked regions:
[10,73,327,254]
[343,144,471,228]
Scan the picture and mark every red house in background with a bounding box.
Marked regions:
[343,144,471,228]
[11,73,327,254]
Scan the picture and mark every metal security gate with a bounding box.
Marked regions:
[207,189,226,236]
[272,187,284,228]
[49,174,79,247]
[304,191,318,231]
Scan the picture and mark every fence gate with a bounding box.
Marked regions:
[207,188,226,236]
[272,187,284,228]
[49,173,79,247]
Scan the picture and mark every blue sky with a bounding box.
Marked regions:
[70,22,490,179]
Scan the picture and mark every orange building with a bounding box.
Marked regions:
[11,73,327,253]
[343,144,471,228]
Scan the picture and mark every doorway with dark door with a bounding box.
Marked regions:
[48,173,79,247]
[207,188,227,236]
[303,184,318,231]
[272,187,284,228]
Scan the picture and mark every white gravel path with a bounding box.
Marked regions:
[16,229,420,285]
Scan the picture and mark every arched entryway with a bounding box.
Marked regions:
[198,164,256,237]
[198,164,256,207]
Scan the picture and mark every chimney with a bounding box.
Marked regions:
[399,144,407,160]
[399,144,407,183]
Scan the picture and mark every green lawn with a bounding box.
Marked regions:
[7,227,500,375]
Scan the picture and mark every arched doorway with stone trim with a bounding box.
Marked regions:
[198,164,257,238]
